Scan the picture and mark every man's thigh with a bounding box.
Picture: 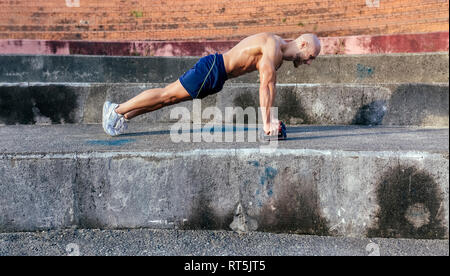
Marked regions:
[165,79,193,102]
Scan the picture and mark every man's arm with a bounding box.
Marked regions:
[257,35,283,135]
[259,61,278,135]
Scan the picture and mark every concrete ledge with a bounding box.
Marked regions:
[1,83,448,126]
[0,52,448,84]
[0,32,448,56]
[0,124,448,239]
[1,229,448,256]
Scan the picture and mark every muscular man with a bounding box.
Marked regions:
[102,32,321,136]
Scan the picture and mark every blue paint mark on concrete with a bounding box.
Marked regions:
[259,166,278,186]
[191,126,259,133]
[265,167,277,179]
[356,64,375,79]
[87,139,136,146]
[255,166,277,206]
[248,160,260,167]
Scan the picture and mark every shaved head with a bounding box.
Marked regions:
[295,33,321,56]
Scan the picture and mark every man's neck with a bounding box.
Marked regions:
[281,40,298,61]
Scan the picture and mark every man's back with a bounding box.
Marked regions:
[222,33,285,79]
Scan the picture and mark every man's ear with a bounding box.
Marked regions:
[300,41,308,49]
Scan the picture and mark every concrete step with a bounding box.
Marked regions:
[0,52,448,84]
[0,123,448,239]
[1,229,448,256]
[0,82,448,126]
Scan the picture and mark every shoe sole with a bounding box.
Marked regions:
[102,101,109,134]
[102,101,119,136]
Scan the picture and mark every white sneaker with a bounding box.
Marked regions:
[102,101,128,136]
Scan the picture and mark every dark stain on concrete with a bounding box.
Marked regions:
[232,92,258,124]
[69,41,132,56]
[45,41,67,54]
[0,87,34,124]
[181,192,234,230]
[233,93,257,110]
[232,89,312,125]
[258,168,329,235]
[368,165,446,239]
[352,100,387,125]
[74,158,110,229]
[278,88,312,124]
[0,85,78,124]
[385,84,449,126]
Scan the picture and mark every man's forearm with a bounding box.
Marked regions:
[259,82,277,132]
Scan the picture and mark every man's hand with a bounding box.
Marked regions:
[263,119,280,135]
[261,120,287,141]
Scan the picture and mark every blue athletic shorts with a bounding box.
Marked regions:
[179,53,228,99]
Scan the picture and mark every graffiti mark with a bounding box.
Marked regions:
[260,167,277,186]
[254,166,278,207]
[356,64,375,79]
[86,139,136,146]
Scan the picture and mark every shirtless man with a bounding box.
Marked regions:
[102,32,321,137]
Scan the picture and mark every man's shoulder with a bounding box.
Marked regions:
[257,32,281,42]
[259,33,283,57]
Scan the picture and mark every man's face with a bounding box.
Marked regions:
[293,44,317,68]
[293,50,316,68]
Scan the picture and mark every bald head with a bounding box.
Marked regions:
[289,33,321,67]
[295,33,321,56]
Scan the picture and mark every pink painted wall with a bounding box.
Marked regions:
[0,32,448,57]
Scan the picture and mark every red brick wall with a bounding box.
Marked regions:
[0,0,448,41]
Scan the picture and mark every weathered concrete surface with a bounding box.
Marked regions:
[0,124,448,239]
[0,124,448,154]
[0,52,448,84]
[1,83,448,126]
[0,229,448,256]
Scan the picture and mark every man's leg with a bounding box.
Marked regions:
[115,79,192,120]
